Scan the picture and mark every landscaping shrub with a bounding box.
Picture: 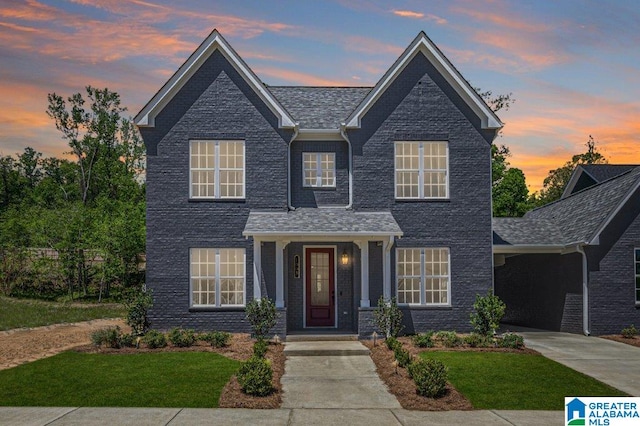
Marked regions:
[119,332,136,348]
[394,346,413,368]
[168,328,196,347]
[413,331,435,348]
[499,333,524,349]
[142,330,167,349]
[253,338,268,358]
[90,328,109,347]
[470,290,506,337]
[123,286,153,336]
[408,358,448,398]
[463,333,490,348]
[90,326,123,348]
[385,336,401,351]
[199,331,231,348]
[373,296,404,338]
[236,356,273,396]
[621,324,638,339]
[245,298,277,340]
[435,331,461,348]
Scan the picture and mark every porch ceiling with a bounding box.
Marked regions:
[243,208,403,239]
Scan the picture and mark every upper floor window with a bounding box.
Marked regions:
[303,152,336,188]
[191,248,245,307]
[635,248,640,303]
[396,247,450,305]
[190,140,245,199]
[395,141,448,199]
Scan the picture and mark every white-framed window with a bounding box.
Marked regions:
[190,140,245,199]
[635,248,640,303]
[303,152,336,188]
[395,141,448,199]
[190,248,245,307]
[396,247,450,305]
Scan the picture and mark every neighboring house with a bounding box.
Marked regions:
[135,30,502,337]
[494,165,640,335]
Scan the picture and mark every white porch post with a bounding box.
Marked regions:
[275,240,287,308]
[253,238,262,301]
[358,240,370,308]
[383,236,394,300]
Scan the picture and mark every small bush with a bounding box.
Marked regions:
[200,331,231,348]
[91,329,108,347]
[394,346,413,368]
[168,328,196,347]
[119,333,136,348]
[385,336,401,351]
[237,356,273,396]
[435,331,461,348]
[123,286,153,336]
[621,324,638,339]
[373,296,404,338]
[463,333,489,348]
[413,332,434,348]
[253,338,268,358]
[143,330,167,349]
[470,290,506,337]
[408,358,448,398]
[500,333,524,349]
[246,298,277,340]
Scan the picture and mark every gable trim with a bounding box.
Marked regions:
[345,32,502,131]
[561,165,596,199]
[588,176,640,245]
[135,29,295,129]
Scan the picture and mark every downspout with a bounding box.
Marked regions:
[339,123,353,209]
[287,124,299,211]
[576,244,590,336]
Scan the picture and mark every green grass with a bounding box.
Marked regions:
[422,351,627,410]
[0,351,241,407]
[0,296,126,331]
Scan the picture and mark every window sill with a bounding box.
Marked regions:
[399,304,453,310]
[395,198,450,203]
[302,187,337,191]
[188,198,246,203]
[189,306,246,312]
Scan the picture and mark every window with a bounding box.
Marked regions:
[395,141,448,199]
[191,248,245,307]
[396,248,450,305]
[190,140,245,199]
[635,248,640,303]
[303,152,335,188]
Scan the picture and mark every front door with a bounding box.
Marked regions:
[305,248,335,327]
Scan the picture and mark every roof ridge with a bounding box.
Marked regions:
[268,86,374,89]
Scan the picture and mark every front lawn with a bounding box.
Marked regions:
[422,351,627,410]
[0,351,240,407]
[0,296,126,330]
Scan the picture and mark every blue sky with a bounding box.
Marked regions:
[1,0,639,190]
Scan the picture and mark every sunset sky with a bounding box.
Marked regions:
[1,0,639,191]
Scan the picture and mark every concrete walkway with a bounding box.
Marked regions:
[0,407,562,425]
[513,327,640,396]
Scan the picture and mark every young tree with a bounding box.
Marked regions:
[491,145,531,217]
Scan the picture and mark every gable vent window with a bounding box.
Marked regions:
[303,152,336,188]
[635,248,640,303]
[395,141,448,199]
[190,140,245,199]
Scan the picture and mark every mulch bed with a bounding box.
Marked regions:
[599,335,640,348]
[362,335,538,411]
[74,333,285,409]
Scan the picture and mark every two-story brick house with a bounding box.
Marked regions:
[135,30,502,338]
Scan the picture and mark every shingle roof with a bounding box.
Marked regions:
[268,87,371,129]
[580,164,637,183]
[243,208,402,236]
[493,166,640,247]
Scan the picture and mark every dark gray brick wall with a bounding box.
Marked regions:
[291,141,349,207]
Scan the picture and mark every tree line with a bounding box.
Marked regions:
[0,87,145,300]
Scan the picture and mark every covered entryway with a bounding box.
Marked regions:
[305,247,335,327]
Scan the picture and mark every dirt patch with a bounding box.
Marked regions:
[599,335,640,348]
[0,318,128,371]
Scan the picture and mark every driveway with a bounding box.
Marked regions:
[510,326,640,396]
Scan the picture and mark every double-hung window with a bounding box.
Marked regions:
[303,152,335,188]
[191,248,245,307]
[396,248,450,305]
[635,248,640,303]
[190,140,245,199]
[395,141,448,199]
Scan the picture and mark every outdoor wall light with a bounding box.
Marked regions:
[341,251,349,265]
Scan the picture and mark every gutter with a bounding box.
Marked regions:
[339,123,353,209]
[575,244,590,336]
[287,124,300,211]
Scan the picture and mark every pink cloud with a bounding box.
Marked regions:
[253,67,354,86]
[392,9,447,24]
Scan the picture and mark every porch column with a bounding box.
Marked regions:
[275,240,287,308]
[253,238,262,300]
[357,240,370,307]
[382,236,394,300]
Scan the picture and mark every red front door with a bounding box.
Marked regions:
[305,248,335,327]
